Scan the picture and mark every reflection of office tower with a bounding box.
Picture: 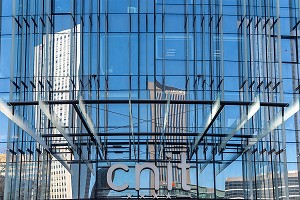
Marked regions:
[225,171,300,199]
[90,168,114,198]
[0,154,5,199]
[34,26,80,199]
[148,81,190,194]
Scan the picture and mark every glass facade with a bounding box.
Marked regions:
[0,0,299,199]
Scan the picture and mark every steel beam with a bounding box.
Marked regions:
[190,97,224,159]
[7,99,289,107]
[73,96,105,160]
[41,132,254,138]
[218,96,260,152]
[39,100,95,175]
[0,99,71,172]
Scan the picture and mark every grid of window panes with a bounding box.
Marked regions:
[0,0,299,199]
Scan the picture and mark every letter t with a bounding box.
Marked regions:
[177,153,191,191]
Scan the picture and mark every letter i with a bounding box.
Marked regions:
[166,153,173,191]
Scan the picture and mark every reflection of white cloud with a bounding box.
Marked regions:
[0,94,10,101]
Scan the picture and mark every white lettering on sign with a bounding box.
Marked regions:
[107,153,190,192]
[107,164,129,191]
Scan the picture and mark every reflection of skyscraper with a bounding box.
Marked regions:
[90,168,114,198]
[0,154,5,200]
[34,26,80,199]
[148,81,190,194]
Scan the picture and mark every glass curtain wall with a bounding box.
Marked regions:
[0,0,299,199]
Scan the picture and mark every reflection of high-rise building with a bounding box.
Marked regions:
[0,154,5,200]
[34,26,80,199]
[90,168,114,198]
[148,81,190,194]
[189,184,225,199]
[225,171,300,199]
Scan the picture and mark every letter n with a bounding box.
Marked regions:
[135,163,159,191]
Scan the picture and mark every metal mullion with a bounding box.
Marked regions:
[17,139,23,199]
[185,0,189,98]
[209,1,213,101]
[214,1,221,151]
[70,11,78,187]
[275,0,289,197]
[19,2,30,197]
[19,8,28,197]
[257,132,265,197]
[200,1,207,161]
[96,0,101,178]
[49,0,55,106]
[128,0,136,161]
[27,141,33,200]
[35,149,41,200]
[88,0,92,100]
[270,6,285,199]
[246,0,252,93]
[104,0,108,160]
[153,0,158,168]
[212,136,217,199]
[192,0,198,162]
[242,0,249,103]
[95,147,99,198]
[263,1,279,199]
[237,0,242,98]
[43,0,51,102]
[162,0,165,94]
[195,148,199,198]
[11,0,24,199]
[137,0,141,162]
[46,152,51,199]
[145,0,149,162]
[184,1,190,160]
[219,0,224,100]
[245,5,256,196]
[293,18,300,200]
[268,129,276,199]
[87,0,102,184]
[77,0,85,197]
[249,10,258,180]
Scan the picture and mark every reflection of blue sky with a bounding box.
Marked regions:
[1,1,11,16]
[0,113,8,147]
[54,0,71,13]
[0,33,12,77]
[0,1,12,144]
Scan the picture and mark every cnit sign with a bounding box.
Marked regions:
[107,153,191,191]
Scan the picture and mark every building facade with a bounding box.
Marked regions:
[225,171,300,199]
[0,0,299,199]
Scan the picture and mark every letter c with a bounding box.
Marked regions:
[107,164,129,191]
